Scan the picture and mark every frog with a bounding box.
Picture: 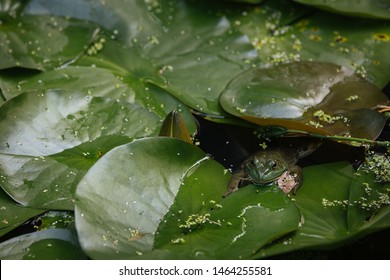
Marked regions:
[224,141,321,196]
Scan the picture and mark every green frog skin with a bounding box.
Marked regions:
[225,142,320,196]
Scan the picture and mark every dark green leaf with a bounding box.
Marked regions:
[0,89,161,209]
[0,229,86,259]
[152,184,299,260]
[75,137,211,259]
[255,161,390,258]
[231,1,390,88]
[22,0,259,118]
[0,211,86,259]
[0,13,98,70]
[75,137,300,259]
[220,61,388,139]
[0,188,45,237]
[0,66,197,134]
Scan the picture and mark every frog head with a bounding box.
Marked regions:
[244,155,288,184]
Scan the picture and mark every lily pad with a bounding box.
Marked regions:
[152,183,299,260]
[75,137,213,259]
[0,228,86,259]
[0,8,98,70]
[255,161,390,258]
[0,65,197,133]
[0,89,161,209]
[231,0,390,88]
[294,0,390,20]
[75,137,300,259]
[0,211,86,259]
[20,0,259,118]
[0,188,45,237]
[220,61,388,139]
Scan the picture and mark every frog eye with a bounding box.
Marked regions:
[268,160,277,169]
[249,159,260,168]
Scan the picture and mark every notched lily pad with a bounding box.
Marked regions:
[220,61,388,139]
[75,137,300,259]
[74,137,212,259]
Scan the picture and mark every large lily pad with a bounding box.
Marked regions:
[74,137,217,259]
[74,136,390,259]
[0,89,161,209]
[220,61,388,138]
[75,137,300,259]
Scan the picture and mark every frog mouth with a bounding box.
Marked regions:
[246,168,287,185]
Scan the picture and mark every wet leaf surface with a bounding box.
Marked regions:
[0,211,86,259]
[220,61,388,138]
[0,188,45,238]
[75,137,300,259]
[255,161,390,258]
[0,0,389,259]
[74,137,390,259]
[75,137,212,259]
[0,12,98,70]
[20,0,259,118]
[0,89,161,209]
[232,0,390,88]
